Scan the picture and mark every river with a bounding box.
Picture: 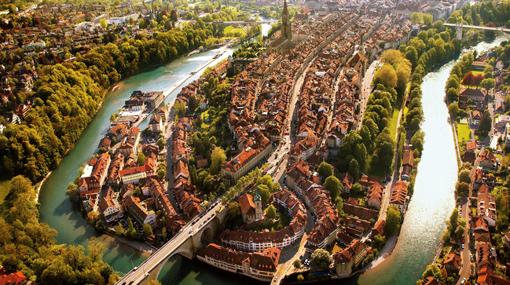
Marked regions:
[353,36,509,285]
[37,20,505,285]
[38,23,273,284]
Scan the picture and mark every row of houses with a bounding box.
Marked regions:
[220,188,307,252]
[226,13,353,181]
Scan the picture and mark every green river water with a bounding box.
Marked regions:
[37,30,507,285]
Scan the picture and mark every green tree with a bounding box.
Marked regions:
[371,131,395,175]
[477,110,492,138]
[456,181,470,197]
[324,175,341,201]
[143,223,154,238]
[310,249,332,271]
[458,169,471,184]
[448,102,460,121]
[336,197,344,216]
[137,152,146,165]
[411,130,424,156]
[385,205,402,236]
[293,259,302,269]
[318,161,334,180]
[480,78,495,95]
[348,158,360,181]
[226,201,241,225]
[374,64,398,89]
[265,204,277,220]
[210,146,226,175]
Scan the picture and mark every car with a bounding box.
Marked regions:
[133,266,138,271]
[460,278,467,284]
[461,244,464,249]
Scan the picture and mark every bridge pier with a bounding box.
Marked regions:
[456,25,463,40]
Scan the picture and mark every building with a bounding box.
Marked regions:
[78,153,111,198]
[401,146,414,181]
[390,180,408,213]
[334,239,372,277]
[367,181,384,209]
[222,143,273,181]
[197,243,280,282]
[282,0,292,41]
[238,193,264,224]
[477,185,497,228]
[122,195,157,226]
[222,189,306,251]
[98,187,123,224]
[120,164,154,184]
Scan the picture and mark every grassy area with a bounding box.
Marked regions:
[0,180,11,205]
[389,109,400,142]
[456,122,471,144]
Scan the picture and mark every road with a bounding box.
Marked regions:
[456,197,472,285]
[116,202,224,285]
[358,60,380,130]
[271,234,308,285]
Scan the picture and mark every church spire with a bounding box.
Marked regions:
[282,0,292,41]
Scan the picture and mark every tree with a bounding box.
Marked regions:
[371,131,395,175]
[257,184,271,206]
[456,181,470,197]
[310,249,332,271]
[143,223,154,238]
[374,64,398,88]
[448,102,460,121]
[265,204,277,220]
[324,175,341,201]
[174,101,186,117]
[127,217,137,239]
[411,130,425,155]
[458,169,471,184]
[480,78,495,95]
[99,18,108,29]
[318,161,334,180]
[385,205,402,236]
[449,208,459,231]
[210,146,226,175]
[348,158,360,181]
[477,110,492,138]
[137,152,146,165]
[293,259,302,269]
[226,201,241,225]
[336,197,344,216]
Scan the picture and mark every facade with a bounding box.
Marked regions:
[197,244,280,282]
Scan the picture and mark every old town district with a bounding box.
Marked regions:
[74,5,416,283]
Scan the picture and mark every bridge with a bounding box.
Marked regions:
[443,23,510,40]
[116,201,227,285]
[212,20,273,25]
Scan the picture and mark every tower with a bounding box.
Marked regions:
[254,192,264,221]
[282,0,292,41]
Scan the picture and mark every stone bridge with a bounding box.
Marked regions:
[116,201,227,285]
[443,23,510,40]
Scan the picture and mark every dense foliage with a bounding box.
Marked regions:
[0,21,219,182]
[0,176,117,284]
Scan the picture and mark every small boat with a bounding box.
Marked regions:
[190,71,197,75]
[213,53,221,59]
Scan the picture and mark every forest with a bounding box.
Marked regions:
[0,20,222,182]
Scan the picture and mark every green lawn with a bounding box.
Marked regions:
[389,110,400,142]
[0,180,11,205]
[456,122,471,144]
